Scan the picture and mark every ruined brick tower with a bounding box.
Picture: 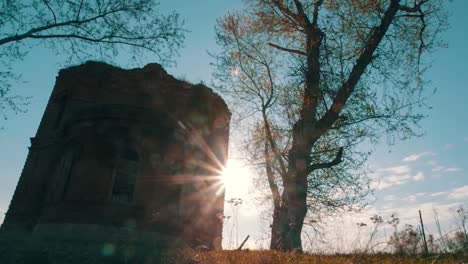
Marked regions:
[0,61,230,249]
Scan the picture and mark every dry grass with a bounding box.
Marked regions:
[0,235,466,263]
[193,250,466,264]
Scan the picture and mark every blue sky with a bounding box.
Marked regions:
[1,0,467,251]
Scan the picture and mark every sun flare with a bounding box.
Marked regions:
[220,159,251,198]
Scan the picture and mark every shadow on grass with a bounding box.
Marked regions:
[0,234,190,264]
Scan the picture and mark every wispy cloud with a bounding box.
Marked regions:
[464,137,468,142]
[374,171,425,190]
[432,166,463,173]
[444,167,462,172]
[448,185,468,200]
[378,165,411,174]
[431,191,448,197]
[402,152,435,162]
[384,192,426,202]
[407,192,426,202]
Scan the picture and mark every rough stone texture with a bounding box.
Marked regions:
[0,61,230,250]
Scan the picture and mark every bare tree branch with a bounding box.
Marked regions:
[312,0,402,145]
[268,42,306,56]
[0,0,185,120]
[306,147,343,175]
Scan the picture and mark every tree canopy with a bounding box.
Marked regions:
[0,0,186,120]
[213,0,448,251]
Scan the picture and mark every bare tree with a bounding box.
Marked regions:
[213,0,448,252]
[0,0,186,120]
[213,13,369,250]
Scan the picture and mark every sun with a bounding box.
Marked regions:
[220,159,251,198]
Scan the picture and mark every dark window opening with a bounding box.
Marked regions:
[112,148,139,203]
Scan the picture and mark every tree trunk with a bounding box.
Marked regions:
[281,176,307,252]
[270,189,307,252]
[270,186,291,250]
[270,204,288,250]
[270,204,281,249]
[262,116,291,250]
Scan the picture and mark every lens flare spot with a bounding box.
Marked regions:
[101,243,115,256]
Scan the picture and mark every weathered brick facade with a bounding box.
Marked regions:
[0,61,230,249]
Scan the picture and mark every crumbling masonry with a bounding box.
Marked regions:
[0,62,230,249]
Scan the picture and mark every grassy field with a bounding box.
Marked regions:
[195,250,466,264]
[0,237,466,264]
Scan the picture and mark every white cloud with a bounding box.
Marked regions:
[430,165,462,173]
[402,152,435,162]
[407,192,426,202]
[378,165,411,174]
[431,191,448,197]
[386,174,412,183]
[415,202,463,223]
[448,185,468,200]
[384,192,426,203]
[403,154,420,162]
[444,167,462,172]
[432,166,445,172]
[374,171,425,190]
[413,172,425,181]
